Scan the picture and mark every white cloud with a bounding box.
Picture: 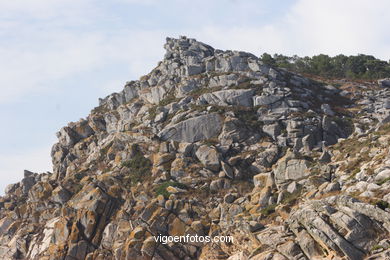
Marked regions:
[0,33,107,104]
[0,0,96,22]
[181,0,390,60]
[0,29,166,104]
[114,0,159,4]
[186,25,286,56]
[284,0,390,58]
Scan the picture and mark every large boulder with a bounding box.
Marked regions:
[273,151,310,184]
[198,89,255,107]
[158,113,223,142]
[378,78,390,88]
[253,95,283,106]
[322,116,346,145]
[195,145,220,171]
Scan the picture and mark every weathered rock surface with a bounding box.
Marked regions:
[198,89,255,107]
[159,113,223,142]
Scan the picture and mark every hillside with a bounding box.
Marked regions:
[1,36,390,260]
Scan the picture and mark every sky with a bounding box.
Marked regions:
[0,0,389,194]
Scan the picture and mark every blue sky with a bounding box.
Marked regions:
[0,0,389,193]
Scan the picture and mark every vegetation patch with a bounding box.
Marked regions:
[100,141,114,157]
[375,200,390,210]
[260,204,276,216]
[121,144,152,185]
[148,105,158,120]
[377,177,390,186]
[202,138,219,147]
[154,181,187,199]
[260,53,390,79]
[281,191,301,206]
[374,122,390,136]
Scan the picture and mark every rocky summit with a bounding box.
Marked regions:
[1,36,390,260]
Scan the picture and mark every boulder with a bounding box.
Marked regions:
[273,151,310,184]
[375,169,390,182]
[196,145,220,171]
[263,123,281,140]
[210,179,230,191]
[224,193,237,204]
[221,161,234,179]
[322,116,346,145]
[158,113,223,142]
[51,186,72,204]
[4,183,19,195]
[378,78,390,88]
[253,95,283,106]
[321,104,335,116]
[28,182,53,202]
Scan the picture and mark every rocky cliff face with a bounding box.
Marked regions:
[1,36,390,260]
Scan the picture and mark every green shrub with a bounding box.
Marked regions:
[375,200,389,210]
[148,106,158,120]
[260,53,390,80]
[371,244,385,251]
[260,204,276,216]
[121,144,152,185]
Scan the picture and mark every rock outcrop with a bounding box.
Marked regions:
[1,36,390,260]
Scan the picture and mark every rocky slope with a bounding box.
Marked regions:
[1,36,390,260]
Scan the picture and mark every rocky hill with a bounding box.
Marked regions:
[1,36,390,260]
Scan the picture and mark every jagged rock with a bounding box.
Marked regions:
[218,117,257,146]
[224,193,237,204]
[322,116,346,145]
[51,186,72,204]
[195,145,220,171]
[321,103,335,116]
[159,113,223,142]
[28,181,53,202]
[221,161,234,179]
[21,174,36,195]
[4,183,19,195]
[319,150,331,163]
[262,123,281,140]
[256,146,279,168]
[210,179,230,191]
[258,186,272,206]
[141,236,157,256]
[249,221,264,233]
[286,181,300,194]
[323,182,341,193]
[378,78,390,88]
